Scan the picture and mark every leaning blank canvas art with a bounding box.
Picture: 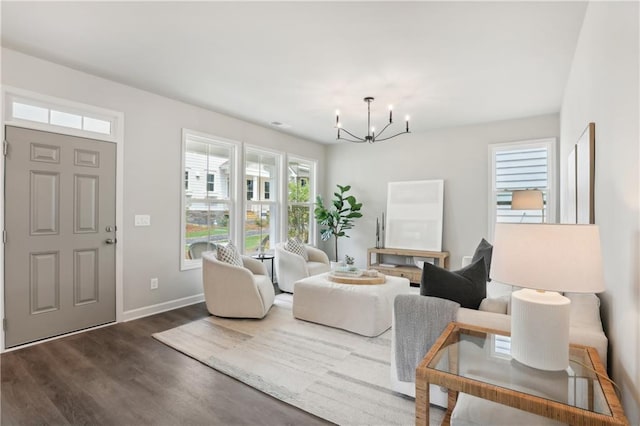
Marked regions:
[385,180,444,251]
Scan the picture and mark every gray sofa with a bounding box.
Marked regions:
[391,256,608,424]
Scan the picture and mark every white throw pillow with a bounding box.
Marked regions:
[565,292,602,329]
[285,238,308,261]
[216,242,243,266]
[478,295,509,315]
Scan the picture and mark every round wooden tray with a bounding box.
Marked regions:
[327,272,386,285]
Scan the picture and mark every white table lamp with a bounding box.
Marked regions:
[490,223,605,371]
[511,189,544,222]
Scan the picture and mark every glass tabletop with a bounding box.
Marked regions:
[427,327,612,416]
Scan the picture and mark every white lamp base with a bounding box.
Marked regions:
[511,288,571,371]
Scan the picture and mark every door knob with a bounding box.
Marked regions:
[106,238,117,244]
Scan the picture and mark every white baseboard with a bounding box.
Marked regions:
[122,293,205,322]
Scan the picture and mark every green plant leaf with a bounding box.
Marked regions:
[313,184,362,256]
[320,229,333,241]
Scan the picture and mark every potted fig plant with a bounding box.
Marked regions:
[314,184,363,262]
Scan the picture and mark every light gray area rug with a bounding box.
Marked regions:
[153,294,444,426]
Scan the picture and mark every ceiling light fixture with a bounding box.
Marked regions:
[335,97,410,143]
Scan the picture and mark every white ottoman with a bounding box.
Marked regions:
[292,272,411,337]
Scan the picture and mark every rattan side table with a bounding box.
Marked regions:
[416,322,628,426]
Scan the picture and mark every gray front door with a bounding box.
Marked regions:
[4,126,116,347]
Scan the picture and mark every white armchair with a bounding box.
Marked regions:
[201,252,275,319]
[274,242,331,293]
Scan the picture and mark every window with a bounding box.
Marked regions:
[244,148,280,254]
[491,335,512,360]
[489,138,556,239]
[246,179,254,201]
[181,130,238,270]
[264,181,270,200]
[180,129,318,267]
[287,157,316,244]
[7,96,116,138]
[13,102,48,123]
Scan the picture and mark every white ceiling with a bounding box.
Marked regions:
[1,1,587,144]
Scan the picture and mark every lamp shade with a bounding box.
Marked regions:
[511,190,544,210]
[491,223,605,293]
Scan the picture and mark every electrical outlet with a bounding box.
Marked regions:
[150,278,159,290]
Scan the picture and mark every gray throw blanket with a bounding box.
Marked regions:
[394,295,459,382]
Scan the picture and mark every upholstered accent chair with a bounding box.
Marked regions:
[274,242,331,293]
[201,251,275,319]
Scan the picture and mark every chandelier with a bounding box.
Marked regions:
[335,97,410,143]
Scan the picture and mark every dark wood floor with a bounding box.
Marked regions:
[1,302,331,425]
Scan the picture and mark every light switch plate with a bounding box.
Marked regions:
[135,214,151,226]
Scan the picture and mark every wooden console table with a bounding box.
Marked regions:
[367,247,449,285]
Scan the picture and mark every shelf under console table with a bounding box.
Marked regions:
[366,247,449,285]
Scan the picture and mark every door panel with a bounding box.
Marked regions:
[74,149,99,167]
[74,174,99,233]
[29,251,60,314]
[5,126,116,347]
[30,171,60,235]
[73,248,99,305]
[31,143,60,163]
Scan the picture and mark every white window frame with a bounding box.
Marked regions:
[3,87,122,143]
[488,138,557,240]
[286,154,317,245]
[180,129,240,271]
[243,145,283,254]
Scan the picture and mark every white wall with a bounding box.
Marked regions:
[560,2,639,422]
[1,48,326,314]
[324,113,559,269]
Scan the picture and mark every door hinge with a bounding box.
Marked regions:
[3,319,6,331]
[3,140,7,156]
[2,230,6,244]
